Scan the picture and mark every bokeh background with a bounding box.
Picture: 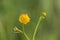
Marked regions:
[0,0,60,40]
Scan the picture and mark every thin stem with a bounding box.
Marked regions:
[22,24,24,33]
[33,16,43,40]
[22,24,30,40]
[24,32,30,40]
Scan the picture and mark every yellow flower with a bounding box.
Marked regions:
[41,12,47,19]
[19,13,30,24]
[42,12,47,17]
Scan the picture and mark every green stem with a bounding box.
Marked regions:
[33,16,43,40]
[24,32,30,40]
[22,24,30,40]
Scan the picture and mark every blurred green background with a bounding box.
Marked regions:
[0,0,60,40]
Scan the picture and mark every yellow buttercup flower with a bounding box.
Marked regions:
[42,12,47,17]
[19,13,30,24]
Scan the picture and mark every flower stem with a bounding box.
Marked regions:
[22,24,30,40]
[33,16,43,40]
